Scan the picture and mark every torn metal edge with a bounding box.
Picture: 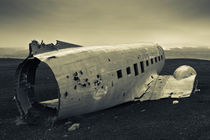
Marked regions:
[15,56,61,121]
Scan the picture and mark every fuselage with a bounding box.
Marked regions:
[16,43,165,119]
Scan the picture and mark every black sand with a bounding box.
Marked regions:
[0,58,210,140]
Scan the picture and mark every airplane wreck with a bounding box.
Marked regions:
[15,40,198,121]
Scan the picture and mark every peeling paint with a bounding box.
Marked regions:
[93,86,108,100]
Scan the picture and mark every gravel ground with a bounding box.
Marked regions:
[0,58,210,140]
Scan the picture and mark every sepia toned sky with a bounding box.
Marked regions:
[0,0,210,48]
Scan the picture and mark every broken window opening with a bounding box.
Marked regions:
[151,58,154,64]
[140,61,144,73]
[117,70,123,79]
[146,60,149,66]
[158,56,160,61]
[126,67,131,75]
[133,63,139,76]
[161,55,163,60]
[155,57,157,63]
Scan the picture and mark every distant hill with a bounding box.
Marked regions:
[0,48,28,58]
[0,45,210,60]
[165,47,210,60]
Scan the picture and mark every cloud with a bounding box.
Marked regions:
[167,0,210,18]
[0,0,55,22]
[0,0,210,48]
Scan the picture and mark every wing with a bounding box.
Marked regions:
[139,65,197,101]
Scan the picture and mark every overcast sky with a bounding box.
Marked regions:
[0,0,210,48]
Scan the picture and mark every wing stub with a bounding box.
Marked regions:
[29,40,82,56]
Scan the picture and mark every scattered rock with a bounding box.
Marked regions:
[114,116,118,119]
[15,117,27,126]
[68,123,80,131]
[194,88,200,93]
[64,121,72,126]
[141,109,146,112]
[12,96,16,101]
[63,134,68,137]
[173,100,179,104]
[87,126,91,130]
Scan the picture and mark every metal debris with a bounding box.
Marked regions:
[172,100,179,104]
[15,117,27,126]
[68,123,80,131]
[63,134,68,137]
